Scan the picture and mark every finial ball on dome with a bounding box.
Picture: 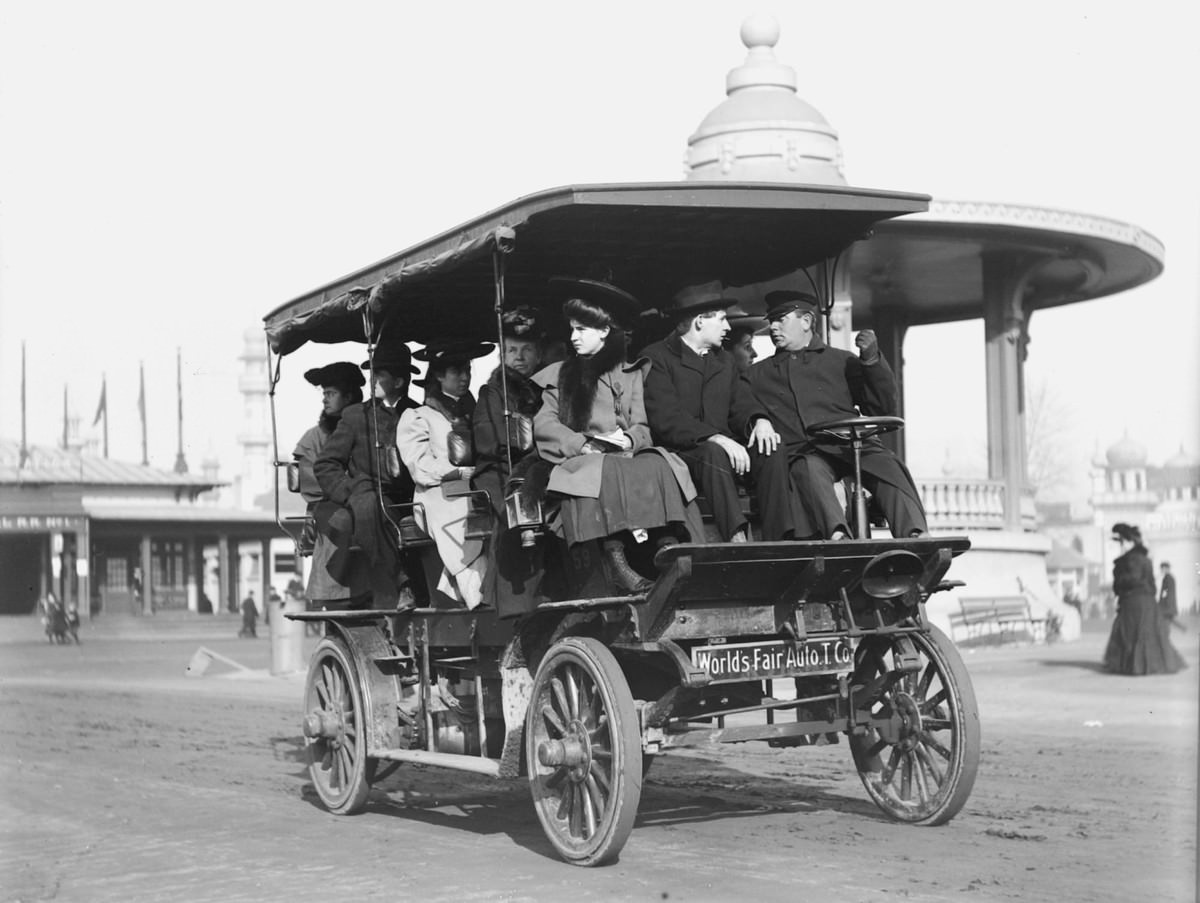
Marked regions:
[740,13,780,49]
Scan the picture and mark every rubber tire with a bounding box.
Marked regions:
[526,637,643,866]
[303,637,376,815]
[849,624,980,825]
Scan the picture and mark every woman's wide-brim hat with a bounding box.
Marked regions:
[1111,522,1142,543]
[725,303,769,336]
[304,361,366,389]
[549,276,642,329]
[360,342,417,374]
[500,306,546,341]
[412,341,495,388]
[413,341,495,367]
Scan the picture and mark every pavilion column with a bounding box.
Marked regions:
[139,535,153,615]
[184,537,198,612]
[982,253,1035,531]
[870,309,910,461]
[217,535,232,614]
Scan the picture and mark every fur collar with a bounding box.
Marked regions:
[558,336,628,432]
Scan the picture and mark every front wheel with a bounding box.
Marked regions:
[849,625,980,825]
[526,637,642,866]
[302,637,376,815]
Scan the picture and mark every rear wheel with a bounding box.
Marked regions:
[303,637,376,815]
[526,637,642,866]
[849,625,979,825]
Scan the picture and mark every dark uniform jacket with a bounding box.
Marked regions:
[748,333,898,455]
[642,333,767,448]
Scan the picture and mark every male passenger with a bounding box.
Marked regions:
[749,290,927,540]
[642,286,801,542]
[314,341,420,609]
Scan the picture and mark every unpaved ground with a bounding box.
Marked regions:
[0,614,1196,903]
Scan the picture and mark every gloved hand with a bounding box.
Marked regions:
[855,329,880,364]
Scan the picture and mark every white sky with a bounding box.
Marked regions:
[1,1,1197,501]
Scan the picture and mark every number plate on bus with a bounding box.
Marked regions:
[691,639,854,681]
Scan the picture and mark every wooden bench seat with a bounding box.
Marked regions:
[949,595,1047,644]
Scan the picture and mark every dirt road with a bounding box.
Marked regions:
[1,614,1195,902]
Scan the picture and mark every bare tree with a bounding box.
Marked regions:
[1024,377,1076,498]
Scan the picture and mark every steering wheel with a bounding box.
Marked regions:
[805,416,905,539]
[807,415,905,444]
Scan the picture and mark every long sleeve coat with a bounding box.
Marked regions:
[396,403,485,607]
[532,360,696,501]
[641,333,767,448]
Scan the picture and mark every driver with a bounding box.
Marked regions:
[748,290,927,540]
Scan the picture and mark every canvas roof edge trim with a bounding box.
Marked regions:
[263,180,931,356]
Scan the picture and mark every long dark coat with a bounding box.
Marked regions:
[641,333,766,447]
[749,334,925,537]
[473,365,543,513]
[1104,544,1186,674]
[314,396,418,571]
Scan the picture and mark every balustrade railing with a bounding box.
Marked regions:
[916,477,1038,531]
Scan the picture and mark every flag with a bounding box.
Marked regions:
[92,377,107,427]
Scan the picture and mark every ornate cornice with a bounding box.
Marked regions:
[909,200,1165,262]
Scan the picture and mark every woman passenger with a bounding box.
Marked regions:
[396,342,493,609]
[473,307,546,515]
[533,278,704,594]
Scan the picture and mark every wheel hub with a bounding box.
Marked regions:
[303,709,342,740]
[892,694,922,751]
[536,719,592,781]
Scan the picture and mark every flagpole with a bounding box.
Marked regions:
[174,348,188,474]
[101,373,109,458]
[139,361,148,466]
[19,342,29,468]
[62,385,69,450]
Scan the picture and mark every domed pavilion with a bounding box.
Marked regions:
[683,16,1166,642]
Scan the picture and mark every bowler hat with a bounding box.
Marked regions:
[361,342,417,374]
[549,276,642,329]
[304,361,366,390]
[664,284,739,320]
[764,290,820,322]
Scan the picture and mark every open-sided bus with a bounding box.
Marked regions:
[265,181,980,866]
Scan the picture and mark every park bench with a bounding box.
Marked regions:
[950,595,1048,645]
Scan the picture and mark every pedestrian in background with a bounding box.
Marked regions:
[1102,524,1185,675]
[239,590,258,639]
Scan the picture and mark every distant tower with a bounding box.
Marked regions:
[236,328,272,509]
[684,14,847,185]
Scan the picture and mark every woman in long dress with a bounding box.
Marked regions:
[533,278,704,594]
[396,342,493,609]
[1103,522,1186,675]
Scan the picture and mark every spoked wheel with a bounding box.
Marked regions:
[302,637,377,815]
[526,637,642,866]
[849,624,980,825]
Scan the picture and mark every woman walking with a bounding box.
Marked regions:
[1103,522,1186,675]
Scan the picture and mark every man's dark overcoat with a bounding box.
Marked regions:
[749,334,926,538]
[314,396,419,601]
[642,333,802,540]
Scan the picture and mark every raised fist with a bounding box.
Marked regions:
[855,329,880,364]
